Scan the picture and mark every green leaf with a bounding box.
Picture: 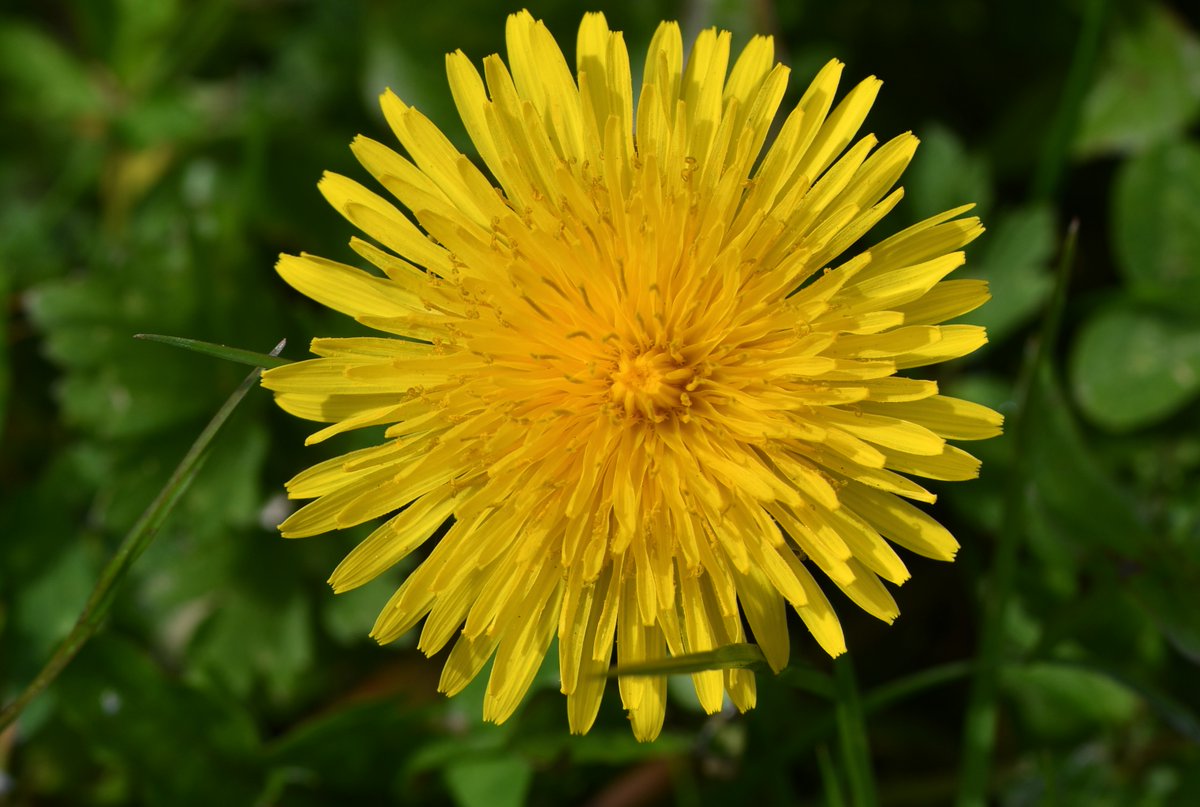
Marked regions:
[321,564,418,648]
[1070,303,1200,431]
[179,420,270,531]
[941,374,1014,535]
[116,92,208,149]
[1113,139,1200,311]
[560,730,691,764]
[25,248,218,439]
[1075,5,1200,157]
[109,0,183,89]
[403,725,509,783]
[56,635,264,807]
[0,23,102,123]
[778,664,837,699]
[135,334,292,369]
[1126,555,1200,667]
[13,543,97,667]
[189,591,314,702]
[1,356,273,733]
[1024,363,1151,557]
[443,755,533,807]
[1080,659,1200,742]
[905,124,992,224]
[861,661,973,715]
[0,269,8,429]
[269,699,426,797]
[1002,661,1140,743]
[960,204,1057,346]
[607,643,768,677]
[54,361,219,440]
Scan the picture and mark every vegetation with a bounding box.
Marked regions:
[2,1,1198,804]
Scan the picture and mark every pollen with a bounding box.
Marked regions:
[609,348,689,420]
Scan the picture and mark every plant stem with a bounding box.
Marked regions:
[956,226,1078,807]
[0,340,284,733]
[817,743,849,807]
[833,653,877,807]
[862,661,973,715]
[134,333,291,369]
[1032,0,1109,201]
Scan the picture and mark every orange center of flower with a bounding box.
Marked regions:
[608,348,690,421]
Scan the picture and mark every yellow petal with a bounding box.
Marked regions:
[328,486,458,592]
[834,559,900,623]
[860,395,1004,440]
[840,483,960,561]
[317,173,452,273]
[730,563,790,672]
[274,252,423,320]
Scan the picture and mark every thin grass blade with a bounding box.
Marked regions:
[0,340,286,732]
[135,333,292,368]
[607,643,769,678]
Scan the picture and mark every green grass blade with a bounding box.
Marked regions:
[956,224,1079,807]
[833,654,878,807]
[778,664,837,699]
[135,333,292,368]
[607,643,769,677]
[0,340,285,732]
[862,661,973,715]
[787,660,977,754]
[817,744,850,807]
[1032,0,1110,201]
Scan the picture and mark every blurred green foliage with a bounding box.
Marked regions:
[2,0,1199,805]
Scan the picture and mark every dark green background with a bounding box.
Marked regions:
[2,0,1199,804]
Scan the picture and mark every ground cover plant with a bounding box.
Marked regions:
[1,1,1198,805]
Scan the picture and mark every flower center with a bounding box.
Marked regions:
[609,348,690,421]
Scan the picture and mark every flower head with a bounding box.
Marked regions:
[263,11,1002,740]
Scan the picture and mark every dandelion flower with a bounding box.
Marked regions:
[262,11,1002,741]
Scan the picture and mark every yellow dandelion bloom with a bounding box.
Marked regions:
[263,11,1002,741]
